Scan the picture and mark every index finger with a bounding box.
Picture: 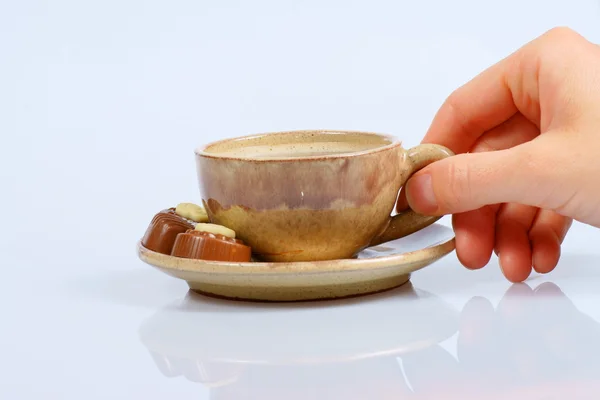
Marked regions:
[422,27,584,153]
[422,59,517,153]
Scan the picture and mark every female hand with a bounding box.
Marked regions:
[405,27,600,282]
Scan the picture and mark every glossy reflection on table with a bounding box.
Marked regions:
[138,279,600,400]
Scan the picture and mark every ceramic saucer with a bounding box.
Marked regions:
[137,223,455,301]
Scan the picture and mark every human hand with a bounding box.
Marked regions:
[404,27,600,282]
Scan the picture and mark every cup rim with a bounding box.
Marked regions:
[194,129,401,161]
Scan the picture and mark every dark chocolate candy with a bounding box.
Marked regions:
[142,209,195,254]
[171,230,252,262]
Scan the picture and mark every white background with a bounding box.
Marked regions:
[2,0,600,398]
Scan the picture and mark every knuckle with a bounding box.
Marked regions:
[537,27,585,56]
[521,27,582,67]
[544,26,580,41]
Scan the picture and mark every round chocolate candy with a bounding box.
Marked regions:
[171,230,252,262]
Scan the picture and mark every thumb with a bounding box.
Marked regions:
[405,145,548,215]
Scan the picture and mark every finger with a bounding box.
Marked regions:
[529,210,573,274]
[398,113,532,212]
[422,59,518,154]
[495,203,537,282]
[447,113,536,271]
[452,205,498,270]
[405,141,545,216]
[422,27,586,152]
[402,113,539,215]
[470,112,539,153]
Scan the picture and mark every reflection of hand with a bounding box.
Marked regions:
[458,283,600,387]
[405,27,600,282]
[402,282,600,399]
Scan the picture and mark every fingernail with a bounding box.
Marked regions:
[407,174,438,213]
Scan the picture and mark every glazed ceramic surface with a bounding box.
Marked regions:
[196,130,452,262]
[137,223,456,301]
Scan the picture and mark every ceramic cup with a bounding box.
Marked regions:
[195,130,452,262]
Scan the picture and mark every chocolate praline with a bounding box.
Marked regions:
[142,209,195,254]
[171,230,252,262]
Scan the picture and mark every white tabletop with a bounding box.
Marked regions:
[3,0,600,398]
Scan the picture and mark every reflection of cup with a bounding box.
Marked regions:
[195,130,452,262]
[138,284,458,397]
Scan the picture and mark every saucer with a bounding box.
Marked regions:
[137,223,455,301]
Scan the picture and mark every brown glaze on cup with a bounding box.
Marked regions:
[195,130,452,262]
[171,230,252,262]
[142,209,195,254]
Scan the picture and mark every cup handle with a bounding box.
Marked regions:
[369,144,454,247]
